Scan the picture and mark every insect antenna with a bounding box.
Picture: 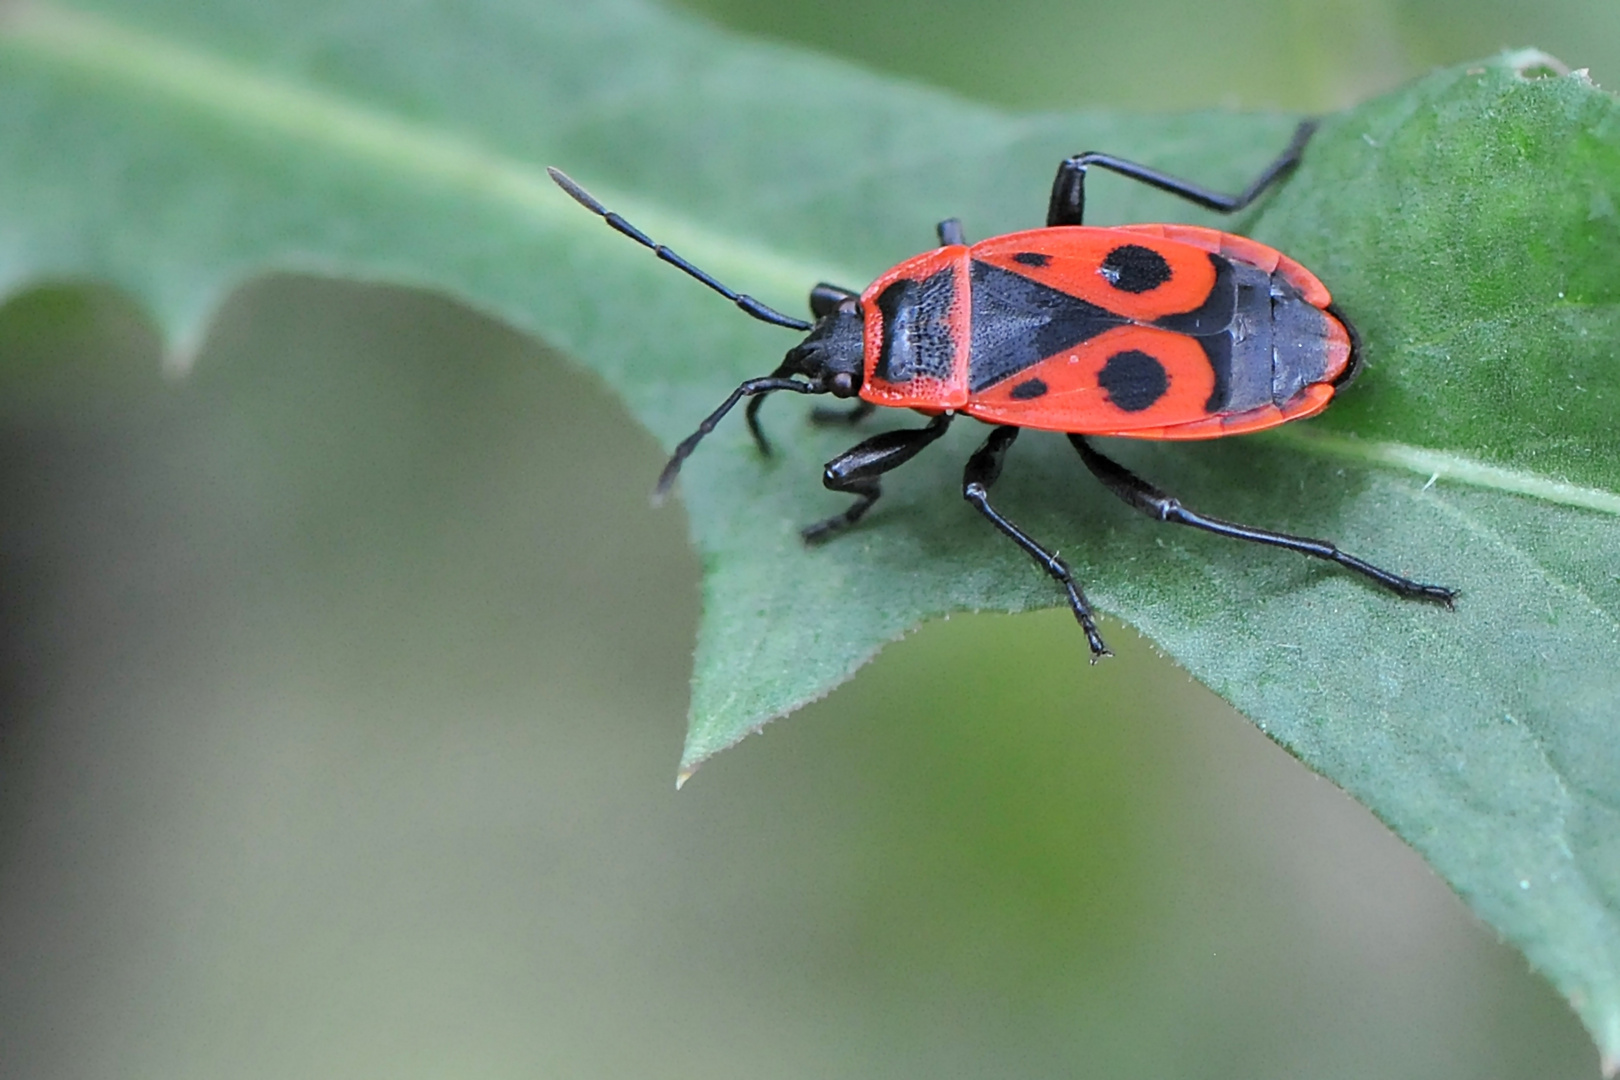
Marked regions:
[654,372,815,499]
[547,167,813,332]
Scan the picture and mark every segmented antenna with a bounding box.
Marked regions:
[547,167,813,332]
[653,375,815,499]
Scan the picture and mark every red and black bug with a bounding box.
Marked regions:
[548,121,1454,657]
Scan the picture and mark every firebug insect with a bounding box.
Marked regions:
[548,121,1455,657]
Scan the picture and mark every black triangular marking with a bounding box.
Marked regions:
[1153,253,1236,336]
[969,260,1124,392]
[1198,331,1233,413]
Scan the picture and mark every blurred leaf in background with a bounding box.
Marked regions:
[0,273,1596,1080]
[2,0,1618,1077]
[680,0,1620,111]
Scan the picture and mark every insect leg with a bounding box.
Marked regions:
[809,283,860,319]
[1046,119,1317,227]
[744,359,797,456]
[964,426,1111,658]
[1069,435,1456,605]
[936,218,967,246]
[811,401,878,427]
[803,413,955,543]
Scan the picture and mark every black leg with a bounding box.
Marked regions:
[1070,435,1457,605]
[803,413,955,543]
[744,359,797,456]
[936,218,967,246]
[1046,119,1317,227]
[809,282,859,319]
[811,401,878,426]
[964,427,1111,659]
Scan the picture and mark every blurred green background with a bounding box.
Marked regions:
[1,1,1615,1077]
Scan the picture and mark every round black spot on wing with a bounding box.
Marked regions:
[1099,244,1172,294]
[1010,378,1048,399]
[1012,252,1051,267]
[1098,350,1168,412]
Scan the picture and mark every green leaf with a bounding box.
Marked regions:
[3,0,1619,1065]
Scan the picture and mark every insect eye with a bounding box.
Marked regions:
[831,372,855,397]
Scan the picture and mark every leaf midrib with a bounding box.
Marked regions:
[0,1,841,305]
[6,1,1620,519]
[1280,428,1620,514]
